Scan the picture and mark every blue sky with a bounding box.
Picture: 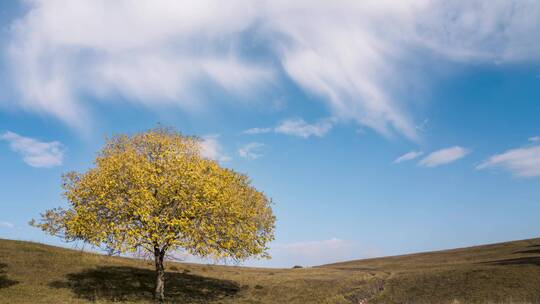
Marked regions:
[1,0,540,267]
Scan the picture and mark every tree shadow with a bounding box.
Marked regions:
[49,266,240,303]
[0,263,19,289]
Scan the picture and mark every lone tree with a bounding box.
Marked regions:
[32,127,275,302]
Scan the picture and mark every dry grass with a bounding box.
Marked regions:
[2,237,540,303]
[0,239,376,304]
[326,238,540,304]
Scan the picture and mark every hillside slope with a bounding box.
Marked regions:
[1,237,540,303]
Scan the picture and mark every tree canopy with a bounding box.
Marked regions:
[32,127,275,302]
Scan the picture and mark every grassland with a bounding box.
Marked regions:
[1,237,540,303]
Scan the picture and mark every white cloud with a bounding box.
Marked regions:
[238,142,264,160]
[274,118,333,138]
[245,118,333,138]
[0,221,15,229]
[199,135,231,162]
[529,136,540,143]
[243,127,272,135]
[275,118,333,138]
[418,146,469,167]
[6,0,271,129]
[476,145,540,177]
[263,0,540,140]
[393,150,423,164]
[0,131,64,168]
[5,0,540,138]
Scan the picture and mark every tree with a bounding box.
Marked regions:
[31,127,275,303]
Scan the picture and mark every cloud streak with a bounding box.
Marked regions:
[238,142,264,160]
[6,0,271,129]
[199,135,231,162]
[0,221,15,229]
[5,0,540,139]
[393,150,423,164]
[528,136,540,143]
[477,144,540,178]
[0,131,64,168]
[418,146,469,167]
[244,118,333,138]
[274,118,333,138]
[243,127,272,135]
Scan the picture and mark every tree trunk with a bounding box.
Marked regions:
[154,246,166,303]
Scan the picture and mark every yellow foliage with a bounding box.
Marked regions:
[33,127,275,261]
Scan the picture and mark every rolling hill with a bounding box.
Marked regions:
[1,237,540,303]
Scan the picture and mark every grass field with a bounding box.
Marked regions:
[1,237,540,303]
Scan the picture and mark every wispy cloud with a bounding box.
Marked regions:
[0,221,15,229]
[243,127,272,135]
[6,0,272,129]
[244,118,333,138]
[0,131,64,168]
[418,146,469,167]
[476,144,540,178]
[275,118,333,138]
[529,136,540,143]
[238,142,264,160]
[393,150,423,164]
[199,135,231,162]
[263,0,540,141]
[7,1,540,139]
